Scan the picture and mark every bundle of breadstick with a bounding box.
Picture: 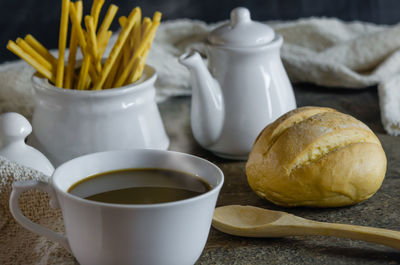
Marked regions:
[7,0,161,90]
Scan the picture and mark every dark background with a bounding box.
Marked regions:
[2,0,400,63]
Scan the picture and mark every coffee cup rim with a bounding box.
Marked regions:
[51,149,224,209]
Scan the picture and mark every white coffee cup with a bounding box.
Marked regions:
[9,149,224,265]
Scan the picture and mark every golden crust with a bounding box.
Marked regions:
[246,106,387,207]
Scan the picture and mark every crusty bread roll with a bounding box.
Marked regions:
[246,106,387,207]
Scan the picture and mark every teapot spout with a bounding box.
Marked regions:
[179,52,224,147]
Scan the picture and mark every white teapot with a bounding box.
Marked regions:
[180,7,296,160]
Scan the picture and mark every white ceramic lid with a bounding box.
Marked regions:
[208,7,275,47]
[0,112,54,176]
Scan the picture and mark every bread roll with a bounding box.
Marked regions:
[246,106,387,207]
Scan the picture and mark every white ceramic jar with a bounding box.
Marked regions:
[30,65,169,166]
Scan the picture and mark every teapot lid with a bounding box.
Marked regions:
[208,7,275,47]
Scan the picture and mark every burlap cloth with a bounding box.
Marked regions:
[1,17,400,264]
[0,157,74,264]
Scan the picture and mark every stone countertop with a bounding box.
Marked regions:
[158,84,400,265]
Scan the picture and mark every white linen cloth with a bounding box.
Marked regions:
[1,17,400,264]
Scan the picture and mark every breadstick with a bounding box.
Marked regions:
[128,28,158,83]
[69,3,97,82]
[128,41,151,84]
[97,30,109,50]
[84,75,91,90]
[85,16,101,73]
[8,2,161,91]
[98,30,112,57]
[115,22,152,87]
[93,7,140,90]
[139,12,160,44]
[85,16,98,53]
[104,67,116,89]
[129,28,135,50]
[140,13,161,56]
[129,47,149,83]
[77,53,91,90]
[118,15,127,25]
[90,0,104,30]
[24,34,57,67]
[145,12,162,41]
[141,17,152,39]
[56,0,70,88]
[104,53,122,89]
[127,56,144,84]
[16,38,54,73]
[132,23,141,53]
[153,11,162,23]
[69,3,87,52]
[88,64,98,83]
[97,30,112,62]
[65,0,83,89]
[129,8,141,50]
[96,4,118,43]
[118,16,130,67]
[70,6,98,85]
[125,29,143,84]
[115,13,161,87]
[130,12,161,82]
[113,54,135,87]
[7,40,55,83]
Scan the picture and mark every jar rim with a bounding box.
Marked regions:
[31,65,157,98]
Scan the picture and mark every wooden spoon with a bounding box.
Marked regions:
[212,205,400,250]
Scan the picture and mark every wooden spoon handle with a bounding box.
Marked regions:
[296,220,400,250]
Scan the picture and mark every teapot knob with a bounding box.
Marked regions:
[0,112,32,143]
[0,112,54,176]
[230,7,251,27]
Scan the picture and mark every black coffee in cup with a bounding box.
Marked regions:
[68,168,211,204]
